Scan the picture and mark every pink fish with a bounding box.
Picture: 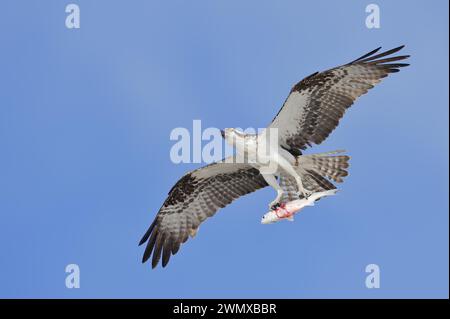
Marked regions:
[261,190,338,224]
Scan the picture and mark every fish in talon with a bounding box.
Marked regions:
[261,190,338,224]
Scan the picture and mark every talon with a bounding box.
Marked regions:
[299,189,312,199]
[271,202,281,211]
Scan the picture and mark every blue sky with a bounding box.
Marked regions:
[0,0,448,298]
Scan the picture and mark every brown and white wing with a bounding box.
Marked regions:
[139,157,268,268]
[269,46,410,151]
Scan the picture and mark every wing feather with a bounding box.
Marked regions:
[270,46,410,150]
[139,157,268,268]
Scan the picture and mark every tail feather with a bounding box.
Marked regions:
[298,150,350,184]
[279,150,350,203]
[305,169,336,191]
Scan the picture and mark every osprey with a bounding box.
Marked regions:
[140,46,409,268]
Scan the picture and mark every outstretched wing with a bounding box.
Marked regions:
[269,46,410,151]
[139,157,267,268]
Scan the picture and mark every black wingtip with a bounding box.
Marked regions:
[138,218,157,246]
[349,46,382,64]
[350,45,409,65]
[138,237,146,246]
[382,45,406,56]
[360,45,409,64]
[142,250,151,263]
[391,45,405,52]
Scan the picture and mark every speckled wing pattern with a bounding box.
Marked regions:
[270,46,410,151]
[139,157,268,268]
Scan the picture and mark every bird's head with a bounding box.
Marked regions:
[221,128,246,147]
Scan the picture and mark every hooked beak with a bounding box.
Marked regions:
[220,130,225,138]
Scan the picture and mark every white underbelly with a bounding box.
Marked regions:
[235,142,297,175]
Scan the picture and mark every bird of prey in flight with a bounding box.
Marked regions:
[139,45,409,268]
